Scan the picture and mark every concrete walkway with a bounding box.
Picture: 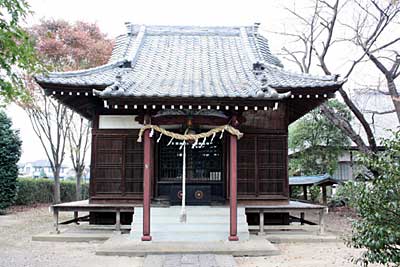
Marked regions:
[143,254,237,267]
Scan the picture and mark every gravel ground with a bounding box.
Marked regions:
[0,205,379,267]
[237,207,381,267]
[0,205,142,267]
[236,242,380,267]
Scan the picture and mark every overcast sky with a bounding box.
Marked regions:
[7,0,398,165]
[10,0,297,165]
[25,0,290,36]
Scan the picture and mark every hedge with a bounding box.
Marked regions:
[15,178,89,205]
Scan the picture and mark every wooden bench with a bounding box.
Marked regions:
[246,201,327,235]
[51,200,136,233]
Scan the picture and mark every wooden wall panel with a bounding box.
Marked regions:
[125,136,143,194]
[237,135,256,195]
[91,130,143,202]
[94,136,123,194]
[240,106,287,131]
[237,133,288,199]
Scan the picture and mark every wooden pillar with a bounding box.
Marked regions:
[322,185,327,206]
[303,185,308,201]
[229,134,239,241]
[142,127,152,241]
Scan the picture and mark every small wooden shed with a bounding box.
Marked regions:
[289,174,339,205]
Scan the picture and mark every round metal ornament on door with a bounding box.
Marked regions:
[194,190,204,200]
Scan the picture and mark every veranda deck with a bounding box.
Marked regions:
[51,200,326,235]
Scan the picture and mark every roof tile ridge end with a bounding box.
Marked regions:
[125,25,146,68]
[239,27,258,66]
[250,24,265,62]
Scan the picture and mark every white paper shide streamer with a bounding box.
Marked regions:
[180,141,187,223]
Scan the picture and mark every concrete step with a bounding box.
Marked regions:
[131,223,249,232]
[131,206,249,242]
[135,207,246,216]
[130,231,250,242]
[132,216,247,224]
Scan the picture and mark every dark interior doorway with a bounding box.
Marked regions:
[155,130,225,205]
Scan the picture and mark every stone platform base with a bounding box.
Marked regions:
[265,230,339,243]
[96,233,279,257]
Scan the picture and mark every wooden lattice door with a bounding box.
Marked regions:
[237,134,288,198]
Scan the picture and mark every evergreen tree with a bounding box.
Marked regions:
[342,130,400,266]
[0,110,22,213]
[289,100,352,176]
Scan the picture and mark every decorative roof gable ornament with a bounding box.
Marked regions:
[94,72,128,96]
[253,61,291,99]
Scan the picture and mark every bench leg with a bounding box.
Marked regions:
[259,210,265,235]
[319,209,325,235]
[74,211,79,224]
[300,212,305,225]
[115,209,121,233]
[53,210,60,234]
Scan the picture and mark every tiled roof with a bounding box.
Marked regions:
[289,174,339,186]
[36,24,343,99]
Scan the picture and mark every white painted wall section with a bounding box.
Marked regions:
[99,115,143,129]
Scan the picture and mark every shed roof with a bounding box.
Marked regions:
[289,174,339,186]
[35,24,343,100]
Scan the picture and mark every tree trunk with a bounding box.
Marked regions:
[320,103,372,154]
[76,170,82,201]
[387,79,400,124]
[337,88,378,153]
[53,166,61,204]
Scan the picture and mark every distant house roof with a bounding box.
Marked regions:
[29,160,52,167]
[21,160,68,168]
[35,24,343,100]
[289,174,339,186]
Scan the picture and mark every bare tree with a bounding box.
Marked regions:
[68,114,91,201]
[276,0,400,155]
[23,90,73,203]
